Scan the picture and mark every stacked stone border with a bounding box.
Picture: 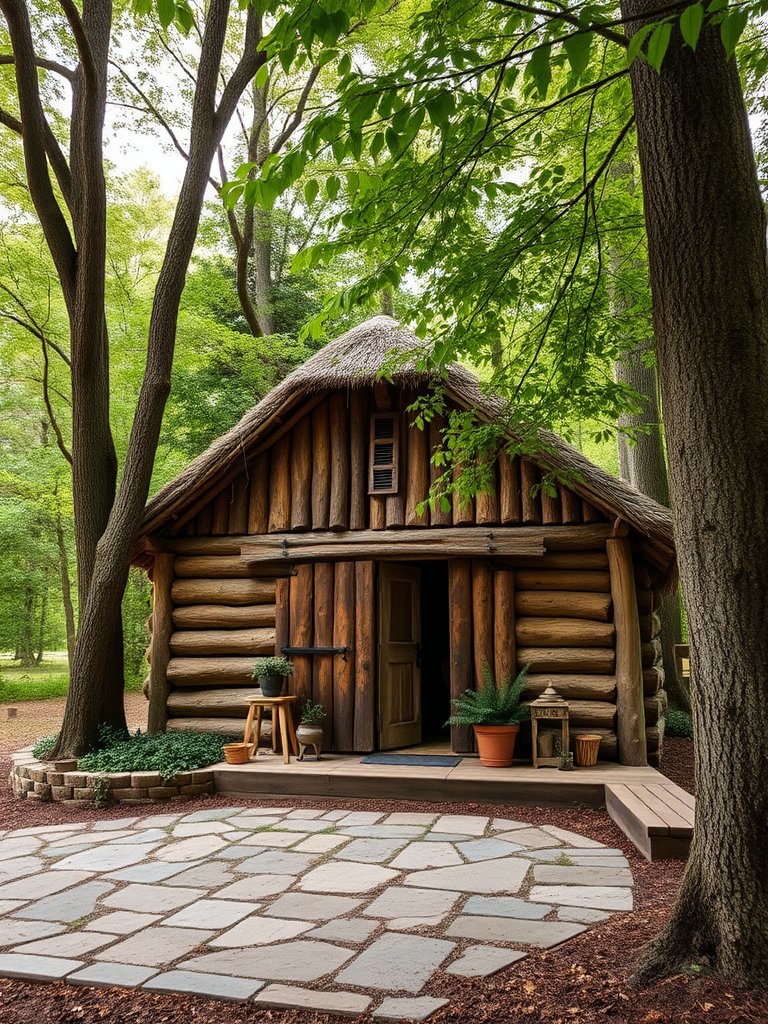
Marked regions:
[9,747,213,805]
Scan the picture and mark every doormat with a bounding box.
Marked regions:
[361,753,463,767]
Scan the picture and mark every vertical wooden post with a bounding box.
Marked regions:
[493,570,516,685]
[471,559,494,687]
[274,576,290,655]
[560,485,582,525]
[499,453,521,524]
[349,390,368,530]
[405,410,429,526]
[333,561,356,750]
[195,502,213,536]
[520,459,541,524]
[607,535,648,765]
[313,563,334,748]
[475,463,499,525]
[385,406,406,528]
[354,560,375,751]
[247,453,270,535]
[329,393,350,530]
[428,414,451,526]
[269,435,292,532]
[449,559,473,753]
[290,415,312,531]
[147,553,174,734]
[541,483,562,524]
[312,402,331,529]
[228,475,249,535]
[211,490,229,535]
[452,465,474,525]
[289,564,313,703]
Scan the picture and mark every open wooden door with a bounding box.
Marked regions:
[378,563,422,749]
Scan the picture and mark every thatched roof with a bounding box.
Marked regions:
[139,316,675,578]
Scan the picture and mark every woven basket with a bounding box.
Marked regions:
[574,734,601,768]
[223,742,251,765]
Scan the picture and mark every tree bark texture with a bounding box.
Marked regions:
[0,0,265,757]
[614,338,687,710]
[623,1,768,984]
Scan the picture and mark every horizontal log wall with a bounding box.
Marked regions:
[166,388,607,540]
[158,554,280,735]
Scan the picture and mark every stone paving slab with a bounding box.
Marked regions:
[336,932,455,993]
[103,883,206,913]
[0,953,84,980]
[255,983,372,1015]
[446,944,527,977]
[180,939,354,981]
[95,925,215,966]
[0,802,634,1016]
[145,969,264,1001]
[14,930,118,958]
[446,914,586,948]
[373,996,448,1020]
[68,961,160,988]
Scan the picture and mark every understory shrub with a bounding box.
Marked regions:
[32,734,58,760]
[666,708,694,738]
[77,729,227,781]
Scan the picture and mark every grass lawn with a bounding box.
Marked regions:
[0,654,143,703]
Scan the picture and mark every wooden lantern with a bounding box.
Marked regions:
[531,685,570,768]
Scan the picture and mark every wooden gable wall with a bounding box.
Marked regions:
[163,386,608,539]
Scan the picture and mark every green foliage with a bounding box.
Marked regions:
[666,709,694,738]
[299,698,327,726]
[77,729,226,781]
[447,666,531,727]
[32,734,58,760]
[252,656,294,679]
[123,569,151,691]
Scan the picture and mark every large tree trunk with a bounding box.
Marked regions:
[623,2,768,984]
[615,339,688,711]
[55,509,76,670]
[16,582,35,667]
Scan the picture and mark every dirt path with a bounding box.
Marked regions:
[0,692,148,756]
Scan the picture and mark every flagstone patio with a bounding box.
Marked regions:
[0,805,635,1020]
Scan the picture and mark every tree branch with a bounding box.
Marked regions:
[270,64,321,153]
[0,0,76,303]
[58,0,98,89]
[0,52,75,81]
[41,333,73,464]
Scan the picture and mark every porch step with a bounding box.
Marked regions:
[605,781,694,861]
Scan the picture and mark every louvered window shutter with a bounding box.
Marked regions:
[368,413,399,495]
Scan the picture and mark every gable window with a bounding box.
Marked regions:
[368,413,399,494]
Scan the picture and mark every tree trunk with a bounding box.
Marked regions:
[250,78,274,336]
[623,2,768,984]
[36,580,48,663]
[55,509,76,670]
[615,338,688,711]
[17,582,35,667]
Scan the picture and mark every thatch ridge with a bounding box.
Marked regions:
[140,316,675,576]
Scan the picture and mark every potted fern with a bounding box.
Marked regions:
[447,666,531,767]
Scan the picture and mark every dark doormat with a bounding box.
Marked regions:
[361,753,463,767]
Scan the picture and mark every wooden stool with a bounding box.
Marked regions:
[243,695,299,765]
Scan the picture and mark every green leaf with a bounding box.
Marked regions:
[720,9,749,57]
[679,3,704,49]
[338,52,352,77]
[370,131,385,159]
[304,178,319,205]
[425,90,456,127]
[563,32,592,78]
[326,174,341,200]
[156,0,174,28]
[133,0,152,14]
[647,22,672,72]
[627,22,654,65]
[175,3,193,33]
[255,61,269,88]
[525,43,552,99]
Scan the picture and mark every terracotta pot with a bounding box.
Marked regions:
[473,724,520,768]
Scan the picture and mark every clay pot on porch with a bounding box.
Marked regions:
[259,674,283,698]
[296,723,323,761]
[473,724,520,768]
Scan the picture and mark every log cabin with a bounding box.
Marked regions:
[134,317,677,767]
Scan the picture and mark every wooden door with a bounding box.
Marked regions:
[378,563,422,749]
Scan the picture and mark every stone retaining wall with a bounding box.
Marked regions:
[9,747,214,805]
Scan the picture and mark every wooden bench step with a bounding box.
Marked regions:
[605,780,694,861]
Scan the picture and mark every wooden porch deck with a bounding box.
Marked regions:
[212,752,694,860]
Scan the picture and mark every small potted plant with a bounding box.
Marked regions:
[558,748,575,771]
[296,699,326,761]
[252,655,294,698]
[447,666,531,767]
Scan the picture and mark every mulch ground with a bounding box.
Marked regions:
[1,713,763,1023]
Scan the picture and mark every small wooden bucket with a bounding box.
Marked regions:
[574,733,601,768]
[223,742,251,765]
